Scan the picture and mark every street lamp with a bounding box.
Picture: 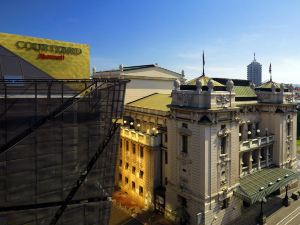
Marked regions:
[257,197,267,225]
[282,185,290,207]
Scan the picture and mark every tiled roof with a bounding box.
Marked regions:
[213,78,257,98]
[234,86,256,98]
[257,80,280,89]
[126,93,171,112]
[186,75,224,87]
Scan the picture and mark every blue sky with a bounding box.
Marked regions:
[1,0,300,83]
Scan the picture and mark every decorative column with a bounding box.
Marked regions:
[240,156,244,177]
[266,147,269,167]
[248,152,253,173]
[258,148,261,170]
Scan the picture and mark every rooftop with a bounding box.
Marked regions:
[126,93,171,112]
[234,168,298,204]
[96,64,182,76]
[213,78,257,99]
[186,75,224,87]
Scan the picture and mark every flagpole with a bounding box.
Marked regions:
[202,51,205,76]
[269,63,272,81]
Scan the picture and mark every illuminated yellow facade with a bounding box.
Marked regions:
[0,33,90,79]
[117,98,169,209]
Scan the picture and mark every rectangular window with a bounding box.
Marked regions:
[120,139,122,149]
[178,195,187,207]
[221,198,229,209]
[132,181,135,190]
[165,133,168,143]
[132,166,136,174]
[165,151,168,164]
[125,177,128,184]
[182,135,188,153]
[132,143,136,154]
[125,163,129,169]
[126,141,129,151]
[139,186,143,196]
[139,170,144,179]
[140,146,144,158]
[182,123,188,128]
[221,137,226,154]
[221,125,226,154]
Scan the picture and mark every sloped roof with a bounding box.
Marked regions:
[98,64,182,76]
[234,86,256,98]
[213,78,257,98]
[234,168,298,204]
[257,80,281,89]
[126,93,171,112]
[187,75,224,87]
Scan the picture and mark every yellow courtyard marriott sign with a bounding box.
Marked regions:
[0,33,90,79]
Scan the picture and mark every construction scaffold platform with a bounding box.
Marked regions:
[0,78,128,225]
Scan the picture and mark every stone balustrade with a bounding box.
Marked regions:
[121,127,161,147]
[240,135,274,152]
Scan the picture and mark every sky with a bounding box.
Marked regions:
[1,0,300,83]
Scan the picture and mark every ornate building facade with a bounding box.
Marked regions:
[165,75,298,225]
[114,67,298,225]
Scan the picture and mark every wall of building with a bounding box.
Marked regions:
[117,109,166,209]
[165,109,241,225]
[0,33,90,79]
[125,79,173,103]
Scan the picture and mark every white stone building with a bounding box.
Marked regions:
[93,64,185,103]
[165,75,298,225]
[103,63,298,225]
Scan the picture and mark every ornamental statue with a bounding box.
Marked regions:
[196,79,202,93]
[226,79,234,92]
[174,79,180,91]
[280,83,285,93]
[208,79,214,92]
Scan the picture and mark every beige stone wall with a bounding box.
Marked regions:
[165,109,241,225]
[125,79,173,103]
[203,196,243,225]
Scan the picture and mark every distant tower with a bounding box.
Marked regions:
[247,53,262,85]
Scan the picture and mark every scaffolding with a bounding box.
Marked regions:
[0,78,128,225]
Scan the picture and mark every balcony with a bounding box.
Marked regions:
[240,135,274,152]
[120,127,161,147]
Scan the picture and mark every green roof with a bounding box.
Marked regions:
[127,93,171,112]
[257,80,280,89]
[187,75,224,87]
[234,168,298,204]
[234,86,257,98]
